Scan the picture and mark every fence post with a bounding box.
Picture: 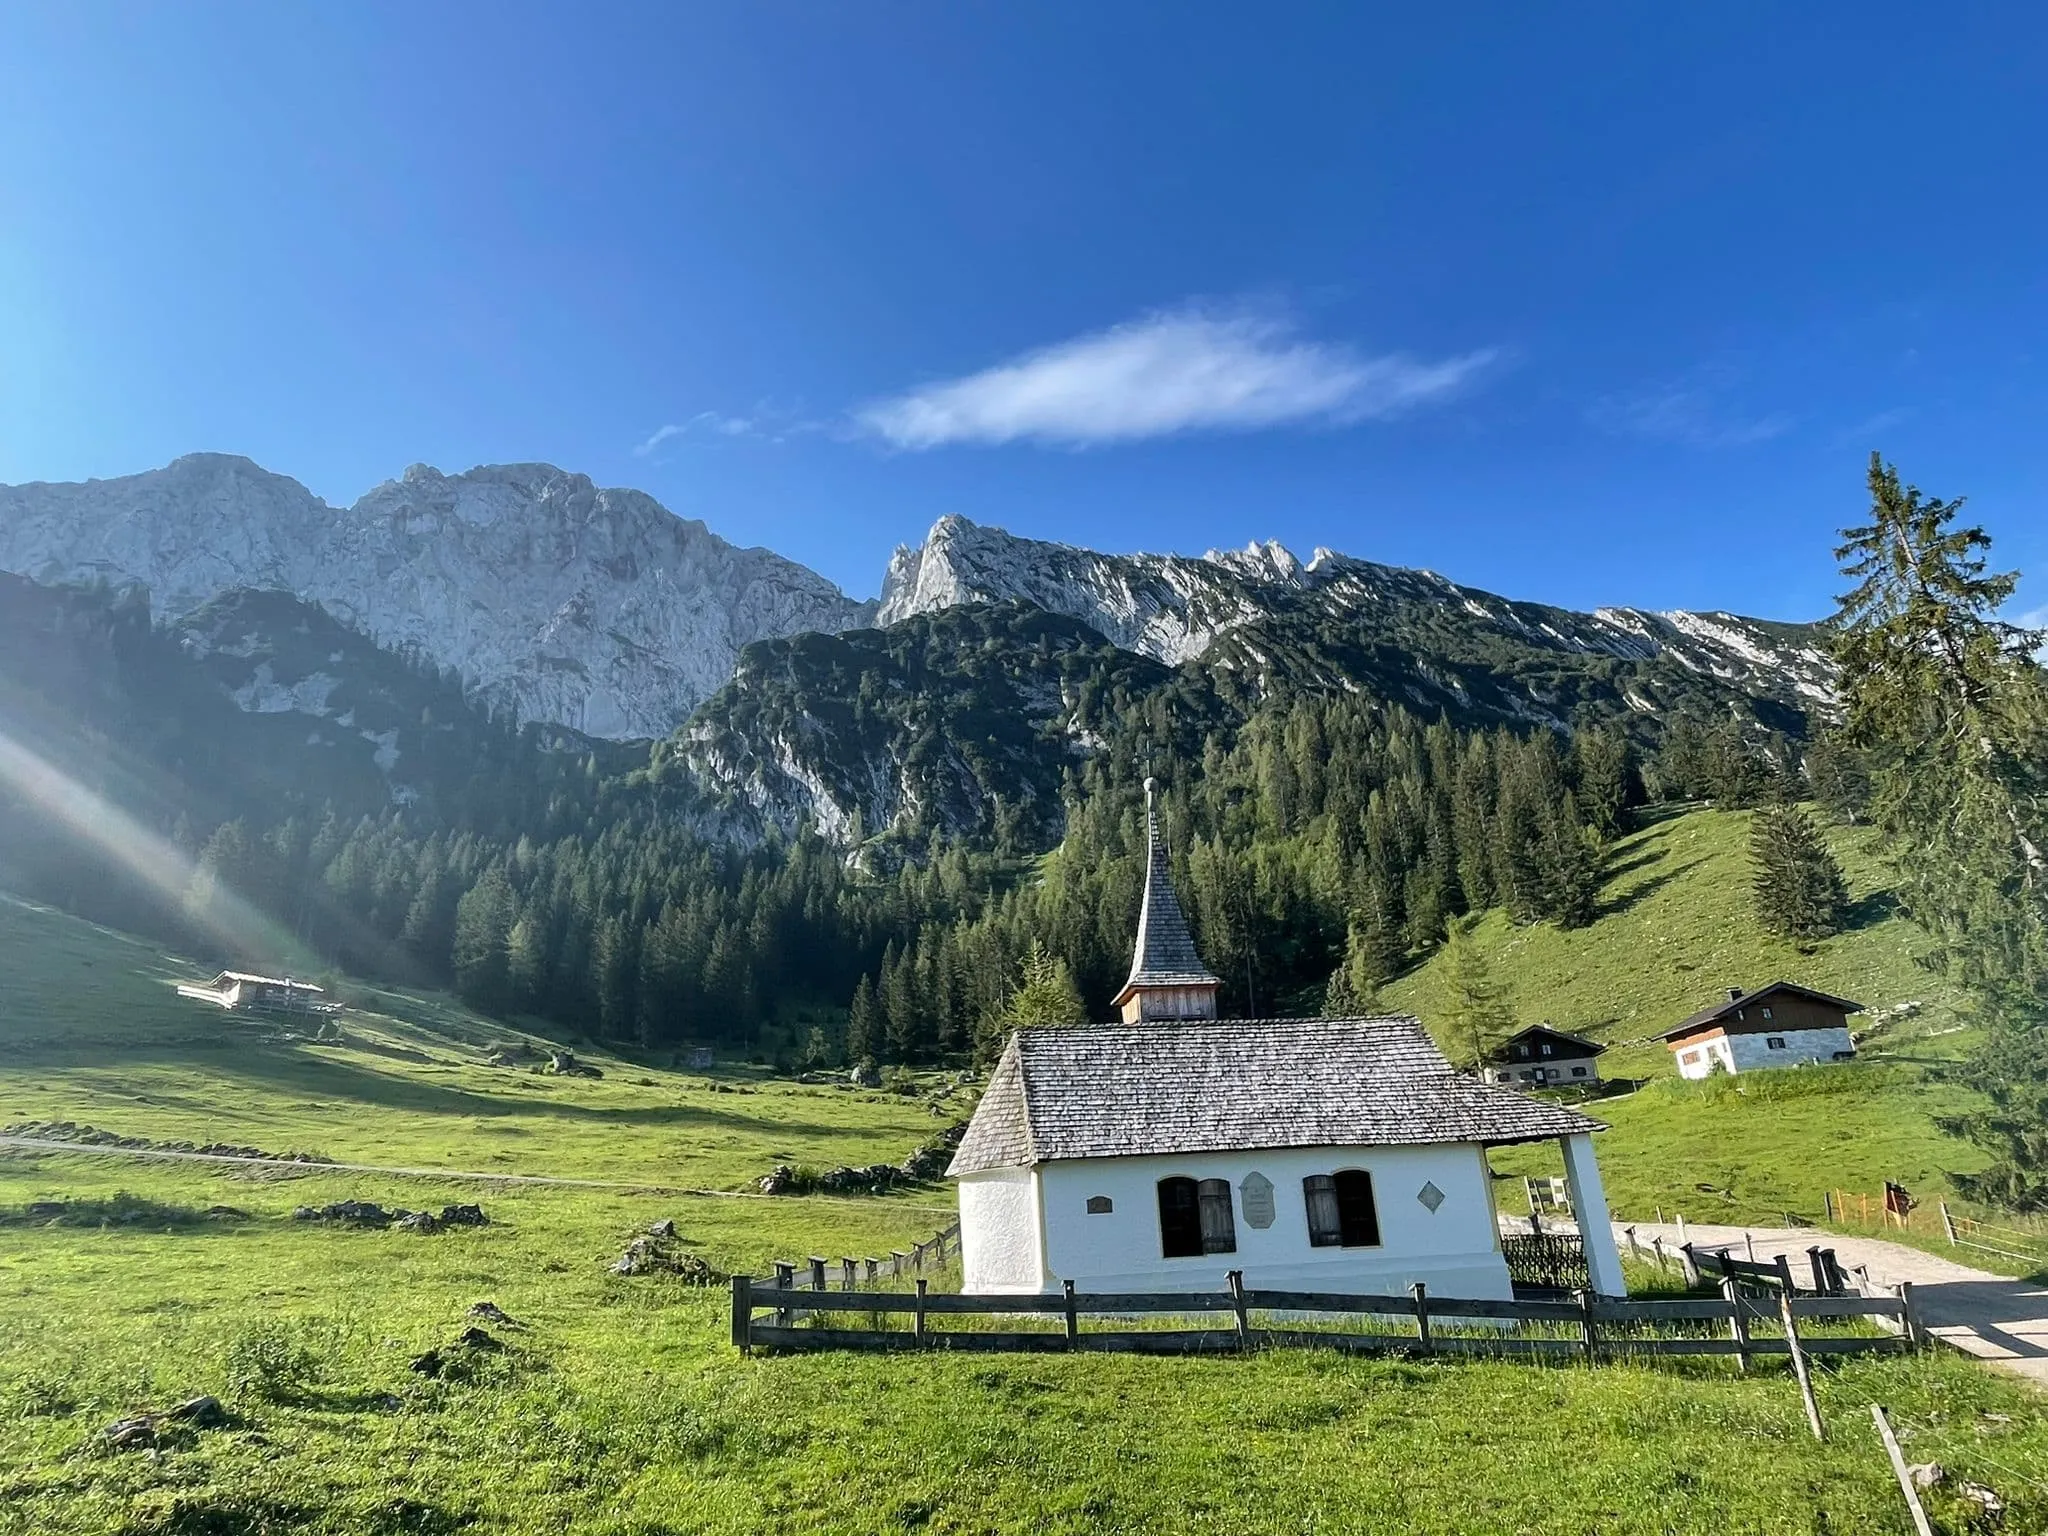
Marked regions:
[1063,1278,1078,1346]
[1575,1288,1596,1364]
[914,1278,929,1345]
[773,1262,794,1328]
[1744,1232,1758,1264]
[1226,1270,1250,1351]
[1872,1405,1937,1536]
[730,1275,752,1353]
[1939,1201,1957,1246]
[1894,1281,1925,1348]
[1722,1277,1751,1373]
[892,1250,907,1277]
[1823,1189,1835,1224]
[864,1258,878,1284]
[1624,1225,1639,1258]
[1652,1236,1668,1273]
[1807,1246,1831,1296]
[1411,1281,1433,1356]
[1679,1243,1701,1289]
[1779,1291,1825,1442]
[1773,1253,1796,1296]
[1823,1249,1846,1295]
[809,1257,827,1292]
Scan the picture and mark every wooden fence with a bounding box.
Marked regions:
[761,1219,961,1296]
[731,1272,1922,1358]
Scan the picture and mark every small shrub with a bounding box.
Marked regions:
[221,1322,322,1404]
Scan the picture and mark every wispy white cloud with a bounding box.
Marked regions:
[854,307,1498,450]
[1589,366,1793,449]
[632,411,784,457]
[1832,406,1915,449]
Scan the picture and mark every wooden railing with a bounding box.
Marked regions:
[758,1219,961,1297]
[729,1272,1922,1358]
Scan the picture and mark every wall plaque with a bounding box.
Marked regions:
[1085,1195,1113,1215]
[1240,1172,1275,1229]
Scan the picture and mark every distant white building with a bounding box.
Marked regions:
[1662,982,1861,1079]
[947,781,1625,1300]
[175,970,336,1016]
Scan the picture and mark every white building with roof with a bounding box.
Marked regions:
[948,781,1626,1300]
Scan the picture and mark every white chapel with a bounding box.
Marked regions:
[948,780,1626,1299]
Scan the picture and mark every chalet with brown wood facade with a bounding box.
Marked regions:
[1483,1025,1605,1088]
[1662,982,1861,1079]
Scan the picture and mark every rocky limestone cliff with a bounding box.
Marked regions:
[878,514,1833,712]
[0,455,876,739]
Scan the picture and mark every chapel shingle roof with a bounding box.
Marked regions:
[1113,780,1220,1001]
[947,1016,1606,1177]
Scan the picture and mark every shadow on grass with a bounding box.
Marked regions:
[1,1192,250,1231]
[1840,889,1899,932]
[63,1041,862,1139]
[1599,857,1706,919]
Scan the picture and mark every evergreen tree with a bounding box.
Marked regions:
[1438,919,1515,1068]
[1830,454,2048,1207]
[1748,805,1850,942]
[984,942,1087,1055]
[846,974,882,1067]
[451,863,514,1011]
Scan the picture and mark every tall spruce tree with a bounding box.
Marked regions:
[1439,919,1515,1068]
[1830,454,2048,1207]
[1748,805,1850,942]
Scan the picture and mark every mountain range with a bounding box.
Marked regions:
[0,454,1829,734]
[0,453,1835,847]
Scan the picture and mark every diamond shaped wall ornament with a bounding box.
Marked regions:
[1416,1181,1445,1213]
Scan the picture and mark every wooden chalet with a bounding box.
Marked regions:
[1482,1024,1605,1088]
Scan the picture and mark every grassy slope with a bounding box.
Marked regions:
[5,865,2048,1533]
[0,894,957,1189]
[1382,807,1993,1227]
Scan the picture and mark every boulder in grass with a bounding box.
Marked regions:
[167,1396,227,1428]
[437,1204,489,1227]
[648,1218,677,1239]
[468,1302,520,1327]
[96,1415,159,1453]
[396,1211,441,1234]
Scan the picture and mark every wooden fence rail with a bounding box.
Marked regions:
[759,1220,962,1299]
[730,1272,1919,1358]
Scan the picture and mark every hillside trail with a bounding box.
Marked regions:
[0,1133,945,1212]
[1621,1218,2048,1390]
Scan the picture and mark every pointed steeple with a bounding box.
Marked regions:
[1112,777,1221,1023]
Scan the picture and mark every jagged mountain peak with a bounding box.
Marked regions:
[0,455,875,740]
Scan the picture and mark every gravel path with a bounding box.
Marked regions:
[1625,1219,2048,1390]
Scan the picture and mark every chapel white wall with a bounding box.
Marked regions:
[1030,1142,1512,1299]
[957,1167,1046,1293]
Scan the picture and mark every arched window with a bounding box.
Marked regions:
[1157,1176,1202,1258]
[1303,1170,1381,1248]
[1158,1176,1237,1256]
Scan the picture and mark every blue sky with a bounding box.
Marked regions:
[3,4,2043,621]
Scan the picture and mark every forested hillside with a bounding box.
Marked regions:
[0,568,1821,1066]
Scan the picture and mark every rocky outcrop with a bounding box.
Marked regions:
[878,515,1834,708]
[0,454,875,739]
